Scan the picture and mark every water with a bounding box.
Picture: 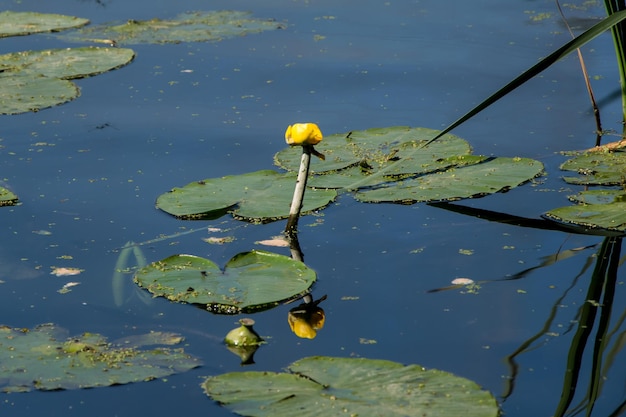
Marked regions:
[1,0,625,416]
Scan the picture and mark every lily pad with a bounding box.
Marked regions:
[0,73,80,114]
[156,170,337,222]
[65,11,284,45]
[203,356,499,417]
[0,47,135,80]
[275,126,474,178]
[0,186,18,206]
[133,250,316,314]
[543,190,626,233]
[0,11,89,38]
[355,157,544,203]
[560,151,626,185]
[0,323,201,393]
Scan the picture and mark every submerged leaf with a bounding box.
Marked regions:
[0,323,200,392]
[0,11,88,37]
[65,11,284,45]
[203,356,499,417]
[134,250,316,314]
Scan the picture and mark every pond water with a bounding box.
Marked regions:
[1,0,625,416]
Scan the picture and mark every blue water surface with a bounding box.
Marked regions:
[1,0,625,416]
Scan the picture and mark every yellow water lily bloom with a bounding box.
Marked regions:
[285,123,323,146]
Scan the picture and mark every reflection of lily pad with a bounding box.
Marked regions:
[356,157,544,203]
[543,190,626,233]
[0,323,201,393]
[560,152,626,185]
[66,11,284,45]
[134,250,316,314]
[0,73,80,115]
[203,356,499,417]
[0,186,18,206]
[0,47,135,79]
[156,170,337,221]
[0,11,89,37]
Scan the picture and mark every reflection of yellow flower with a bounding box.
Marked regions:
[285,123,323,146]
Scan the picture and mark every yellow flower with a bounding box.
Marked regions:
[285,123,323,146]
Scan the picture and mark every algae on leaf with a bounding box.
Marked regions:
[0,323,201,393]
[66,10,284,45]
[0,11,88,38]
[0,186,19,206]
[134,250,316,314]
[203,356,499,417]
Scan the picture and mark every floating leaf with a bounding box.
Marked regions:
[543,190,626,233]
[275,126,473,178]
[65,11,284,45]
[0,47,135,80]
[203,356,499,417]
[156,170,336,222]
[0,186,18,206]
[0,323,201,392]
[355,157,544,203]
[0,11,88,38]
[560,152,626,185]
[0,73,79,115]
[134,250,316,314]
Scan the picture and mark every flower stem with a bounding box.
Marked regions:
[285,146,312,233]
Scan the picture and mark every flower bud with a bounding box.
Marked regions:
[285,123,323,146]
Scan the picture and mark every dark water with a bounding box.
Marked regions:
[1,0,625,416]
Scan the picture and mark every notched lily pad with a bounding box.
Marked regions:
[0,47,135,80]
[355,157,544,203]
[0,186,19,206]
[0,11,89,38]
[0,323,201,393]
[560,151,626,185]
[203,356,499,417]
[543,190,626,233]
[66,11,284,45]
[133,250,316,314]
[155,170,337,222]
[0,73,80,115]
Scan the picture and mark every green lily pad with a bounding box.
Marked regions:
[65,11,284,45]
[355,157,544,203]
[0,186,18,206]
[156,170,337,222]
[543,190,626,233]
[274,126,473,179]
[203,356,499,417]
[560,151,626,185]
[0,323,201,393]
[134,250,316,314]
[0,73,80,115]
[0,11,89,38]
[0,47,135,80]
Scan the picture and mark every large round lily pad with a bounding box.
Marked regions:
[156,170,337,222]
[543,190,626,233]
[0,11,89,38]
[0,47,135,80]
[0,323,201,393]
[0,73,80,115]
[134,250,316,314]
[203,356,499,417]
[64,11,284,45]
[355,157,544,203]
